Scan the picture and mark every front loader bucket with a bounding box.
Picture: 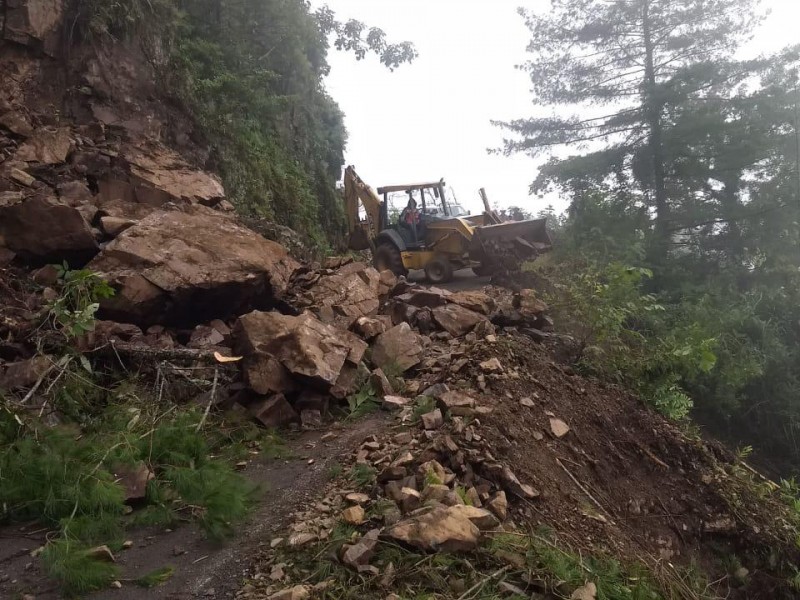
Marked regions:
[469,218,552,269]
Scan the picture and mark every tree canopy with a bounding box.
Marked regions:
[503,0,800,473]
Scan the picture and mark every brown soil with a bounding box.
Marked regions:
[0,415,389,600]
[439,333,800,599]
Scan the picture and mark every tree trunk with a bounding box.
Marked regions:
[642,0,669,267]
[720,174,746,264]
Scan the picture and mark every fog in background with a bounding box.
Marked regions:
[322,0,800,215]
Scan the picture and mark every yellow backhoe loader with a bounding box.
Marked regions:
[343,166,551,283]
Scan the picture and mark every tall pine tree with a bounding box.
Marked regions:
[496,0,763,264]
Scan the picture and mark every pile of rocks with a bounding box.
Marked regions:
[239,381,543,599]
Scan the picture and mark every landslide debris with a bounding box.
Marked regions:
[236,329,800,600]
[2,3,800,599]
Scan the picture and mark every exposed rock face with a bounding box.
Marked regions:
[3,0,65,54]
[14,127,71,164]
[88,207,299,325]
[235,310,367,392]
[122,146,226,207]
[0,195,98,263]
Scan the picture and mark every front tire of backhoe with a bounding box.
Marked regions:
[424,256,454,284]
[374,242,407,277]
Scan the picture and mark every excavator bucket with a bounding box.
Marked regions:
[469,218,552,269]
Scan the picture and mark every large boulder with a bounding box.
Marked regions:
[0,194,98,263]
[88,207,299,325]
[431,304,487,337]
[371,323,423,372]
[3,0,65,54]
[14,127,71,164]
[447,290,495,315]
[384,505,481,553]
[123,146,226,207]
[288,262,381,323]
[234,310,367,391]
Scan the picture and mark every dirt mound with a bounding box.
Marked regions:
[442,334,800,597]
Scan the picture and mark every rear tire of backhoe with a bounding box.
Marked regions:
[424,256,454,284]
[374,242,407,278]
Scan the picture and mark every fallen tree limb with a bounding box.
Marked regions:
[89,341,225,363]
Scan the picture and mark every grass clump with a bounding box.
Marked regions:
[135,565,175,588]
[349,464,377,489]
[41,540,120,596]
[0,382,264,593]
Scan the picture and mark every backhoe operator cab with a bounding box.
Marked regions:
[343,166,551,284]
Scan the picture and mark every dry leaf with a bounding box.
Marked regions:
[214,351,243,363]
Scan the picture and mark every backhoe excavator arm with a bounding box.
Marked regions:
[343,165,383,251]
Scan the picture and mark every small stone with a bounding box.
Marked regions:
[85,545,115,562]
[421,383,450,398]
[549,417,570,438]
[270,537,284,548]
[122,540,134,549]
[382,395,409,411]
[342,505,366,525]
[571,582,597,600]
[10,168,35,187]
[345,492,370,504]
[268,585,310,600]
[398,487,422,513]
[341,529,380,569]
[378,465,407,483]
[520,397,536,408]
[111,581,123,589]
[437,391,476,416]
[486,491,508,521]
[479,357,503,372]
[447,504,499,530]
[288,532,317,547]
[370,368,394,397]
[391,451,414,468]
[465,487,482,507]
[393,431,413,445]
[421,409,444,430]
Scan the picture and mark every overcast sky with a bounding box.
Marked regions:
[322,0,800,215]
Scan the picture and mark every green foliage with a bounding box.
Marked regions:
[349,464,377,489]
[497,0,800,469]
[347,381,380,419]
[0,389,262,593]
[412,396,436,422]
[167,0,414,248]
[72,0,176,40]
[540,258,709,419]
[135,565,175,588]
[327,461,344,480]
[47,265,115,339]
[41,540,120,596]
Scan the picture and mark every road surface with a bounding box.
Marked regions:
[408,268,489,292]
